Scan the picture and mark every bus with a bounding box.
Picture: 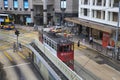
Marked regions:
[39,30,74,70]
[0,14,15,30]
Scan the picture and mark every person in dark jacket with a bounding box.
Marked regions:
[77,40,80,47]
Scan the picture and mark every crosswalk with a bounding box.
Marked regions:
[0,29,35,66]
[0,49,29,66]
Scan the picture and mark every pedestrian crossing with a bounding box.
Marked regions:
[0,49,29,66]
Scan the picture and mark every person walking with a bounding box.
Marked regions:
[13,42,16,52]
[19,43,22,52]
[89,36,93,44]
[82,38,85,45]
[77,40,80,47]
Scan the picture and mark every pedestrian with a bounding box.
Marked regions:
[34,24,38,31]
[89,36,93,44]
[13,42,16,52]
[19,43,22,52]
[19,43,22,48]
[82,38,85,45]
[77,40,80,47]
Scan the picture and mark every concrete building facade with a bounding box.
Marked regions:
[0,0,78,25]
[65,0,120,47]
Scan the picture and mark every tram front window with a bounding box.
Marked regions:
[59,45,72,52]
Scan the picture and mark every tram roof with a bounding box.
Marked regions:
[43,31,73,45]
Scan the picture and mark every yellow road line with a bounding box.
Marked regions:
[74,46,83,50]
[17,52,26,59]
[80,46,87,49]
[74,45,87,49]
[4,51,13,61]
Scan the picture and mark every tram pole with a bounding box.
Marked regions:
[115,1,120,60]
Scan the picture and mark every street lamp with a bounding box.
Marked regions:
[60,0,66,26]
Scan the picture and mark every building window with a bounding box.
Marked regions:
[97,0,102,6]
[23,0,29,9]
[84,9,88,16]
[93,0,95,5]
[113,12,118,22]
[84,0,88,5]
[102,11,105,19]
[4,0,8,8]
[96,10,101,19]
[13,0,18,8]
[113,0,119,7]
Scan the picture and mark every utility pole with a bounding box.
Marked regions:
[115,1,120,60]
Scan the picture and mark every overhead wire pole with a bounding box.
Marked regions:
[115,1,120,60]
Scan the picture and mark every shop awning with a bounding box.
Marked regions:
[65,17,116,33]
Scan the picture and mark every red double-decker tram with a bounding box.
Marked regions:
[39,30,74,70]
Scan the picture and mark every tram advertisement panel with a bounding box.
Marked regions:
[57,52,74,61]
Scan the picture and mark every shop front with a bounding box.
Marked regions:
[65,18,115,47]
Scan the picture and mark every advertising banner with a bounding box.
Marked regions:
[102,32,110,47]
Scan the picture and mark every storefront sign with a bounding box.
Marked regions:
[102,32,110,47]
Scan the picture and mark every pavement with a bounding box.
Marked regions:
[72,35,120,80]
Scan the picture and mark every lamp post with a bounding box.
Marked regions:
[115,1,120,60]
[60,0,66,26]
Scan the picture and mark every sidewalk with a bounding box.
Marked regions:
[72,35,120,63]
[72,35,120,80]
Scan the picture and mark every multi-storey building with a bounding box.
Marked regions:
[65,0,119,47]
[0,0,78,25]
[54,0,78,25]
[0,0,34,25]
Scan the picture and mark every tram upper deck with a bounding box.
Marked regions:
[43,31,73,45]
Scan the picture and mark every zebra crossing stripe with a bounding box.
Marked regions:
[4,51,13,61]
[17,52,26,59]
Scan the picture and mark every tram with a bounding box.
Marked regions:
[39,30,74,70]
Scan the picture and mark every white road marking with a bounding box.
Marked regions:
[4,62,30,69]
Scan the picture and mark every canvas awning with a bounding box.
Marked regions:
[65,17,116,33]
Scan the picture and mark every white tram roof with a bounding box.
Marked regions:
[43,31,73,45]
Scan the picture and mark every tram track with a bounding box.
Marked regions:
[74,60,100,80]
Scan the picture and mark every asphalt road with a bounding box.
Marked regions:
[1,26,120,80]
[0,29,43,80]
